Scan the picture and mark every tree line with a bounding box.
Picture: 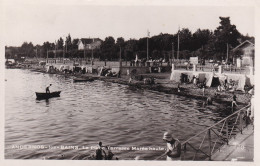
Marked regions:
[5,17,254,63]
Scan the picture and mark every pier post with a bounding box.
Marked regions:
[240,112,243,134]
[249,66,254,75]
[208,129,212,160]
[193,64,197,72]
[171,64,175,72]
[226,120,229,144]
[218,65,222,74]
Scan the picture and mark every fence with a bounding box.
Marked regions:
[26,58,251,75]
[180,105,250,160]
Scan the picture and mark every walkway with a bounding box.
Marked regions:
[211,124,254,161]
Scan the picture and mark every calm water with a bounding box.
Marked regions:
[5,69,229,160]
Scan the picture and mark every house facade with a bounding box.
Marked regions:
[78,38,102,50]
[233,40,255,67]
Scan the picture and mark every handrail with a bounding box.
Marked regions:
[180,104,251,160]
[181,105,250,145]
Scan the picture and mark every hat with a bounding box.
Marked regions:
[163,132,173,141]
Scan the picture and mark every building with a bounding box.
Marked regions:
[233,40,254,67]
[78,38,102,50]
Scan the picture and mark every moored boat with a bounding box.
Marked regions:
[73,77,94,82]
[35,91,61,100]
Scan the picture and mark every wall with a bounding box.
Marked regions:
[78,41,84,50]
[120,66,149,75]
[242,44,254,66]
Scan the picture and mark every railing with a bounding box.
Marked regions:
[180,105,250,160]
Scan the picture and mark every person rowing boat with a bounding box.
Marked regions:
[46,84,52,93]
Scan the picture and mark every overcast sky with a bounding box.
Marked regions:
[2,0,255,46]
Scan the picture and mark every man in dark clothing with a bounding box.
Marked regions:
[95,142,107,160]
[46,84,52,93]
[232,93,238,108]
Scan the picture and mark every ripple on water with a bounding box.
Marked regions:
[5,69,231,159]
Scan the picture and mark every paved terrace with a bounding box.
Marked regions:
[211,124,254,161]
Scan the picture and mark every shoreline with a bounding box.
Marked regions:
[16,65,250,108]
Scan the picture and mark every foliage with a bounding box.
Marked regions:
[5,17,254,63]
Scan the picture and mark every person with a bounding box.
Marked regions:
[231,93,238,108]
[202,85,205,96]
[246,95,254,124]
[206,96,213,105]
[224,75,228,89]
[177,83,181,92]
[162,132,181,161]
[95,142,106,160]
[104,146,114,160]
[46,84,52,93]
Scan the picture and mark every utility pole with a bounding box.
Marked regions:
[47,49,49,63]
[36,48,38,60]
[63,45,65,64]
[55,40,57,59]
[91,47,94,65]
[66,40,67,53]
[147,30,150,61]
[226,43,229,63]
[177,27,180,60]
[119,46,122,68]
[172,42,174,64]
[84,41,86,60]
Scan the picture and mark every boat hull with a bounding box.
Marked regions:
[73,78,94,82]
[36,91,61,100]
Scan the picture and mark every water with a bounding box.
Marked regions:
[5,69,229,160]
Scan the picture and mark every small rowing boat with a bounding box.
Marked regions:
[35,91,61,100]
[73,77,94,82]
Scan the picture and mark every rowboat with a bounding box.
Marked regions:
[73,77,94,82]
[35,91,61,100]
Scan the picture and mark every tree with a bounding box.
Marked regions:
[213,17,241,53]
[57,37,64,50]
[124,39,138,60]
[65,34,72,51]
[20,42,34,58]
[192,29,213,51]
[72,38,79,50]
[116,37,125,47]
[100,36,116,60]
[178,28,193,51]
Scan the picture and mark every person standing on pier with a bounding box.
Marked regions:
[162,132,181,160]
[177,83,181,92]
[46,84,52,93]
[231,93,238,108]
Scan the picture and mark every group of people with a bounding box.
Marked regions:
[94,132,182,161]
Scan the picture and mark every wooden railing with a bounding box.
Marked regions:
[180,105,250,160]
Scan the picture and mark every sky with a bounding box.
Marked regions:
[1,0,256,46]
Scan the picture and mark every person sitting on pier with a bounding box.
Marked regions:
[46,84,52,93]
[162,132,181,161]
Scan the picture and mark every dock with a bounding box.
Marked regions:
[211,124,254,161]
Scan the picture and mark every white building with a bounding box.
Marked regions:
[78,38,102,50]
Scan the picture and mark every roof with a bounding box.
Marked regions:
[78,38,102,45]
[233,40,254,50]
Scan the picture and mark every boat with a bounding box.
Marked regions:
[73,77,94,82]
[35,91,61,100]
